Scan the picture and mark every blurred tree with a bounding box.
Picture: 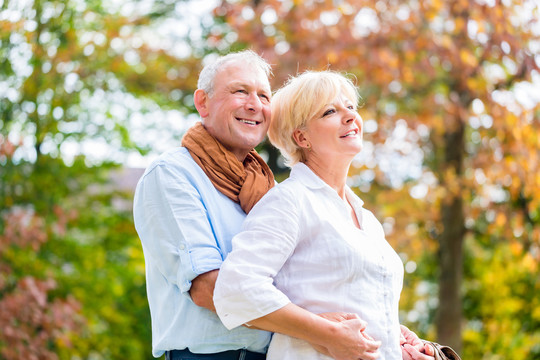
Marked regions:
[0,158,82,359]
[0,0,206,358]
[209,0,540,357]
[2,0,539,358]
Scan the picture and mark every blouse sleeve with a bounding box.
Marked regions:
[213,185,300,329]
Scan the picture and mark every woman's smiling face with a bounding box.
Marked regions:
[300,93,363,164]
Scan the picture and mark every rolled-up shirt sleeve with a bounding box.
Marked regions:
[214,186,299,329]
[134,163,223,294]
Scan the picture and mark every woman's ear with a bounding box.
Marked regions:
[292,129,310,149]
[194,89,209,118]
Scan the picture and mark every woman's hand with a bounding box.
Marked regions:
[311,312,380,360]
[318,312,362,323]
[328,318,381,360]
[308,312,365,357]
[243,304,381,360]
[400,325,435,360]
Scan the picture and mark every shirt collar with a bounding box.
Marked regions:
[290,162,365,228]
[290,163,365,207]
[289,162,329,190]
[345,186,365,208]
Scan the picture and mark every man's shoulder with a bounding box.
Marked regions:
[137,147,209,188]
[147,147,190,167]
[143,147,197,175]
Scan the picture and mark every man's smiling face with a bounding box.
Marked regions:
[199,61,271,161]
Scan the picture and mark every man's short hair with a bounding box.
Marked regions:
[197,50,272,96]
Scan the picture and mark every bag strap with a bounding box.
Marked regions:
[424,341,462,360]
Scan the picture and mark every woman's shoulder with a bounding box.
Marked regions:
[274,174,309,197]
[264,176,301,199]
[249,175,306,214]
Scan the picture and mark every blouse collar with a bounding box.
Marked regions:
[290,162,365,207]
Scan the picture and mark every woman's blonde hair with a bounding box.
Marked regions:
[268,70,360,166]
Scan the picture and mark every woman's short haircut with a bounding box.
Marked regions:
[197,50,272,96]
[268,70,360,167]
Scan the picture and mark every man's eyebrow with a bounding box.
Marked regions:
[227,81,254,89]
[228,81,245,87]
[228,81,270,92]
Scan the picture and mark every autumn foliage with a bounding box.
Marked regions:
[210,0,540,356]
[1,0,539,359]
[0,183,82,360]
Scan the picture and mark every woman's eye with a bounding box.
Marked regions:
[323,109,335,116]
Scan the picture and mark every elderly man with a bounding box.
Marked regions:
[133,50,274,360]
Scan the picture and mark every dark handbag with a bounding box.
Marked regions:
[424,341,462,360]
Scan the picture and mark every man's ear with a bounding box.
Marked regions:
[194,89,209,118]
[292,129,309,149]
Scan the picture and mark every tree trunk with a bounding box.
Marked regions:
[436,121,466,353]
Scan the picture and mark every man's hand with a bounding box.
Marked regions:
[189,270,219,312]
[400,325,435,360]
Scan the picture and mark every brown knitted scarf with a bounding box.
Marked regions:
[181,122,274,213]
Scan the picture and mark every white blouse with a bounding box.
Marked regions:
[214,163,404,360]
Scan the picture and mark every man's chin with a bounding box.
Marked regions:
[236,130,267,145]
[242,136,267,151]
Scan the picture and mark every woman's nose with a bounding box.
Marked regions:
[343,110,355,123]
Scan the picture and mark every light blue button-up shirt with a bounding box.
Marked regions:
[133,147,271,358]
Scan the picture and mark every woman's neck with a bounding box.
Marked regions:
[304,157,351,199]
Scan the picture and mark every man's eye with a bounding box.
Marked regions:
[236,89,247,94]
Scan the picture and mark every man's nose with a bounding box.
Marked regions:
[245,92,263,112]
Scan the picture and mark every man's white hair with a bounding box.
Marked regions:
[197,50,272,96]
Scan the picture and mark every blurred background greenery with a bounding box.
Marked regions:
[1,0,539,359]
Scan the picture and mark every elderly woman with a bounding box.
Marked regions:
[213,71,434,360]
